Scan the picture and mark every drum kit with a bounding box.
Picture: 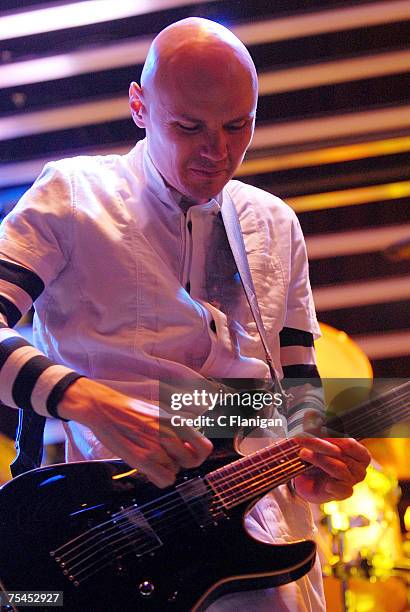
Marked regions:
[314,323,410,611]
[0,321,408,610]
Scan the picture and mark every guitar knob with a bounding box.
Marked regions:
[168,591,178,602]
[138,581,155,597]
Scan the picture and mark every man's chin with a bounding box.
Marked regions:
[185,176,230,203]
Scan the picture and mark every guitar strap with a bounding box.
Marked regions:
[10,407,46,477]
[221,185,285,401]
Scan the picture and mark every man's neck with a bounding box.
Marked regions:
[179,196,206,214]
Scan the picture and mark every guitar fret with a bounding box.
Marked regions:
[207,381,410,510]
[207,440,304,507]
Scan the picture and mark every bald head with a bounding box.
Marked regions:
[129,18,258,205]
[141,17,258,99]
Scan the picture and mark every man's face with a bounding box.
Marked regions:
[131,47,257,204]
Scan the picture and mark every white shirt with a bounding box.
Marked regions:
[0,138,324,610]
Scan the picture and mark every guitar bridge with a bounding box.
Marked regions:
[51,505,162,586]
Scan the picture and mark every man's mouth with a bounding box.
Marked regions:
[190,168,227,177]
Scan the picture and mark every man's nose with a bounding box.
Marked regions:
[200,131,227,161]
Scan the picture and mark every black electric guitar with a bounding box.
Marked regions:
[0,381,409,612]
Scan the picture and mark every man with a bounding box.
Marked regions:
[0,17,370,610]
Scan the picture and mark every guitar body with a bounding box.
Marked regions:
[0,459,316,612]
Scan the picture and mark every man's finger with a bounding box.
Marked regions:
[294,436,344,458]
[131,423,211,471]
[299,447,368,485]
[170,424,213,465]
[160,434,203,468]
[124,448,179,488]
[322,437,371,464]
[141,464,178,488]
[299,448,353,481]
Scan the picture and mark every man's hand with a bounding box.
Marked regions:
[291,409,371,504]
[57,378,213,488]
[293,436,371,504]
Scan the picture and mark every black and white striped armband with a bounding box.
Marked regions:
[279,326,326,436]
[284,381,326,436]
[0,324,83,420]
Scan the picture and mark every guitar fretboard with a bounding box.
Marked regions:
[206,380,410,509]
[206,438,307,509]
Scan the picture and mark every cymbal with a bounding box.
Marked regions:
[315,324,409,479]
[364,438,410,479]
[314,322,373,408]
[315,322,373,379]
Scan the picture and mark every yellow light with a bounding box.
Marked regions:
[372,553,394,570]
[238,136,410,175]
[329,554,340,566]
[0,432,14,483]
[354,593,376,612]
[287,181,410,213]
[322,504,350,532]
[388,182,410,199]
[404,506,410,532]
[323,501,339,514]
[112,468,138,480]
[321,465,402,569]
[365,468,396,496]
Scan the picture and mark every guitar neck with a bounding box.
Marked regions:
[205,380,410,510]
[328,380,410,439]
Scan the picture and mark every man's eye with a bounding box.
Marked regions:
[226,121,247,131]
[177,123,199,132]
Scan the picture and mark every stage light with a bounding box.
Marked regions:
[0,0,213,41]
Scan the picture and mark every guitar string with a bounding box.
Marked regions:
[52,389,409,580]
[336,395,410,439]
[64,463,310,587]
[60,458,306,583]
[53,387,407,577]
[207,389,410,506]
[53,443,302,565]
[52,438,300,556]
[348,399,410,436]
[56,381,406,587]
[198,397,410,503]
[55,383,410,559]
[54,444,302,560]
[53,388,406,580]
[326,382,410,433]
[55,458,304,584]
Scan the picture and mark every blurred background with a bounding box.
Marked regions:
[0,0,409,609]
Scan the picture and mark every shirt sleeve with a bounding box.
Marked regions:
[0,161,73,284]
[279,213,325,434]
[284,214,321,339]
[0,162,83,419]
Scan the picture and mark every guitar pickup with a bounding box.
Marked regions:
[176,477,226,528]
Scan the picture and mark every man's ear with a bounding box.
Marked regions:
[129,82,145,128]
